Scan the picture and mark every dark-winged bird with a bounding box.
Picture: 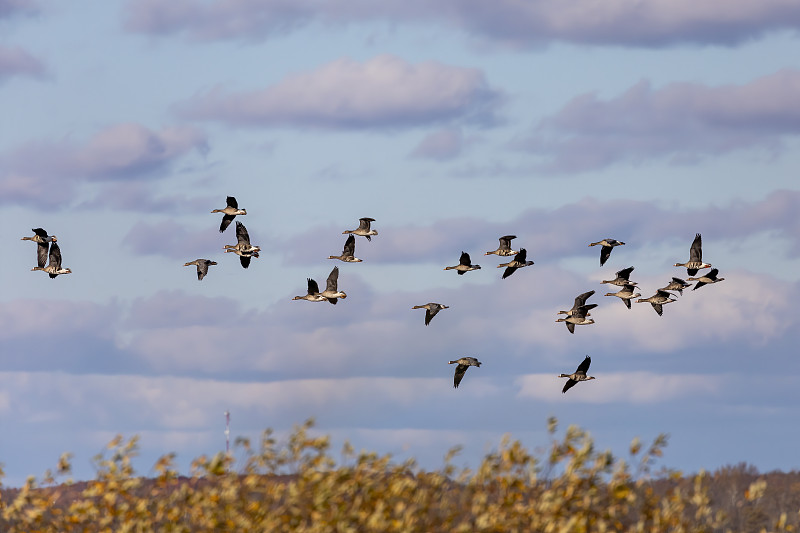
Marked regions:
[449,357,481,388]
[343,217,378,241]
[498,248,534,279]
[559,355,595,393]
[674,233,711,276]
[184,259,217,280]
[444,252,481,275]
[412,303,449,326]
[589,238,625,266]
[211,196,247,233]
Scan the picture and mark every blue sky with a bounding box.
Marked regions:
[1,0,800,485]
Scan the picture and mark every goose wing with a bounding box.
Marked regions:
[562,378,578,393]
[326,266,339,292]
[617,266,635,280]
[576,356,591,374]
[342,234,356,256]
[600,245,613,266]
[226,196,238,209]
[307,278,320,295]
[499,235,516,250]
[689,233,702,262]
[453,364,469,388]
[32,227,49,238]
[424,308,438,326]
[707,268,719,280]
[573,290,595,309]
[236,221,251,245]
[37,241,49,268]
[501,266,516,279]
[239,255,251,269]
[652,303,664,316]
[48,242,62,269]
[515,248,527,263]
[358,217,374,230]
[459,251,471,266]
[220,214,235,233]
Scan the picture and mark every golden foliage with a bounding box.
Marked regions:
[0,419,796,532]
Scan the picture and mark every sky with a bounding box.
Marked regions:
[1,0,800,486]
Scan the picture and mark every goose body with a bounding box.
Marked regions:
[485,235,518,256]
[328,234,362,262]
[449,357,481,388]
[318,266,347,304]
[223,221,260,268]
[412,302,449,326]
[445,252,481,274]
[22,228,57,268]
[605,284,640,309]
[559,355,595,393]
[292,278,327,302]
[343,217,378,241]
[497,248,534,279]
[589,238,625,266]
[688,268,725,291]
[556,304,596,333]
[659,277,691,295]
[602,266,637,287]
[211,196,247,233]
[674,233,711,276]
[636,290,676,316]
[184,259,217,280]
[31,242,71,278]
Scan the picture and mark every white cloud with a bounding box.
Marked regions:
[178,55,500,129]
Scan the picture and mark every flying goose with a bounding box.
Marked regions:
[636,290,676,316]
[211,196,247,233]
[223,221,260,268]
[559,355,595,393]
[328,234,362,262]
[184,259,217,280]
[602,266,637,287]
[605,284,640,309]
[343,217,378,241]
[412,302,449,326]
[31,242,71,278]
[21,228,57,268]
[589,238,625,266]
[674,233,711,276]
[497,248,534,279]
[319,266,347,304]
[449,357,481,388]
[658,277,691,295]
[444,252,481,275]
[292,278,327,302]
[688,268,725,291]
[485,235,518,257]
[558,290,595,317]
[556,304,597,333]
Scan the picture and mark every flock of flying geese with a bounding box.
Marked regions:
[22,197,725,392]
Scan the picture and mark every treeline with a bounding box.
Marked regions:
[1,419,798,532]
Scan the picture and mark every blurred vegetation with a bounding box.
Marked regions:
[1,418,798,532]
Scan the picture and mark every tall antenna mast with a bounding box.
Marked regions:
[224,410,230,455]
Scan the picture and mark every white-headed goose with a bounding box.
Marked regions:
[498,248,534,279]
[658,277,691,295]
[602,266,637,286]
[223,221,260,268]
[412,302,449,326]
[636,290,676,316]
[589,238,625,266]
[343,217,378,241]
[292,278,327,302]
[329,234,362,262]
[559,355,595,393]
[688,268,725,290]
[556,304,596,333]
[449,357,481,388]
[444,252,481,275]
[319,266,347,304]
[674,233,711,276]
[31,242,71,278]
[558,290,595,316]
[605,284,640,309]
[184,259,217,280]
[22,228,57,268]
[211,196,247,233]
[485,235,518,257]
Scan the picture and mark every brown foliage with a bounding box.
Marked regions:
[0,419,798,532]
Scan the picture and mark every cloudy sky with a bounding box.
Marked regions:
[1,0,799,485]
